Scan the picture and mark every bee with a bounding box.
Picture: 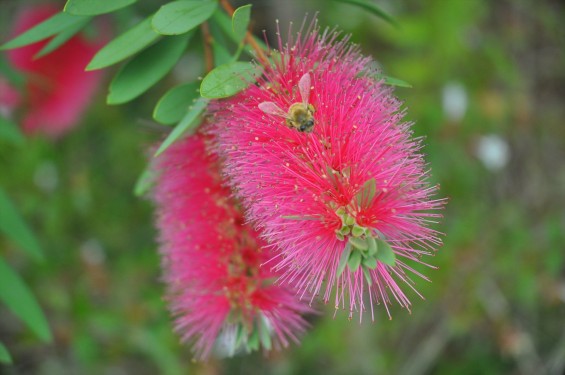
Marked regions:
[258,73,316,133]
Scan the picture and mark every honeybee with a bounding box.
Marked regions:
[258,73,316,133]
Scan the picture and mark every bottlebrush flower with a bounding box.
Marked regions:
[152,133,312,360]
[5,5,104,138]
[209,25,445,321]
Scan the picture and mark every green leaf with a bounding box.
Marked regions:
[367,236,378,256]
[1,12,88,50]
[134,167,155,197]
[347,250,362,272]
[234,324,246,351]
[0,187,43,261]
[154,98,208,156]
[107,34,190,104]
[153,82,200,125]
[375,238,396,266]
[232,4,251,42]
[258,316,272,351]
[331,0,398,27]
[362,256,377,269]
[0,341,11,364]
[64,0,137,15]
[0,116,25,146]
[87,17,160,71]
[336,243,352,278]
[152,0,218,36]
[344,215,355,226]
[0,258,52,342]
[382,75,413,88]
[247,326,259,351]
[349,236,368,251]
[356,178,377,206]
[351,224,365,237]
[210,11,263,57]
[282,215,322,221]
[212,41,233,66]
[35,17,90,58]
[362,266,372,286]
[200,61,260,99]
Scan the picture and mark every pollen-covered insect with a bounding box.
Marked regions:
[258,73,316,133]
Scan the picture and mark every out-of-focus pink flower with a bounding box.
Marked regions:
[152,133,312,360]
[5,5,104,138]
[210,25,445,321]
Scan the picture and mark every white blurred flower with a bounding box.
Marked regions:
[476,134,510,171]
[442,82,468,122]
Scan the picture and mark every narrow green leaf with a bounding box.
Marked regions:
[331,0,398,27]
[0,187,43,260]
[367,236,378,256]
[0,116,25,146]
[153,82,200,125]
[362,256,377,269]
[357,178,377,206]
[200,61,260,99]
[375,238,396,266]
[152,0,218,36]
[234,324,246,351]
[362,266,372,286]
[282,215,322,221]
[247,327,259,351]
[35,17,90,58]
[1,12,88,50]
[0,341,11,364]
[349,236,368,251]
[0,258,52,342]
[134,167,155,197]
[154,98,208,156]
[347,250,362,272]
[65,0,137,15]
[382,75,413,88]
[232,4,251,41]
[107,34,190,104]
[336,243,352,278]
[258,316,272,351]
[87,17,160,71]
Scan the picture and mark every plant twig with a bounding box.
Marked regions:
[218,0,270,66]
[200,22,214,73]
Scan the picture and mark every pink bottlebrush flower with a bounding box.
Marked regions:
[5,5,104,138]
[209,24,445,321]
[152,133,312,360]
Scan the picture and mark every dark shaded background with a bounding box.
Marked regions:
[1,0,564,374]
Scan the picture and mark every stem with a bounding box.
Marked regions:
[219,0,270,66]
[200,22,214,73]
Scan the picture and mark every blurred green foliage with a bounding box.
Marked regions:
[1,0,565,374]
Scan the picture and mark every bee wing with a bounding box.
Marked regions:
[298,72,311,105]
[258,102,287,117]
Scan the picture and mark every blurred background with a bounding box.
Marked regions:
[1,0,564,374]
